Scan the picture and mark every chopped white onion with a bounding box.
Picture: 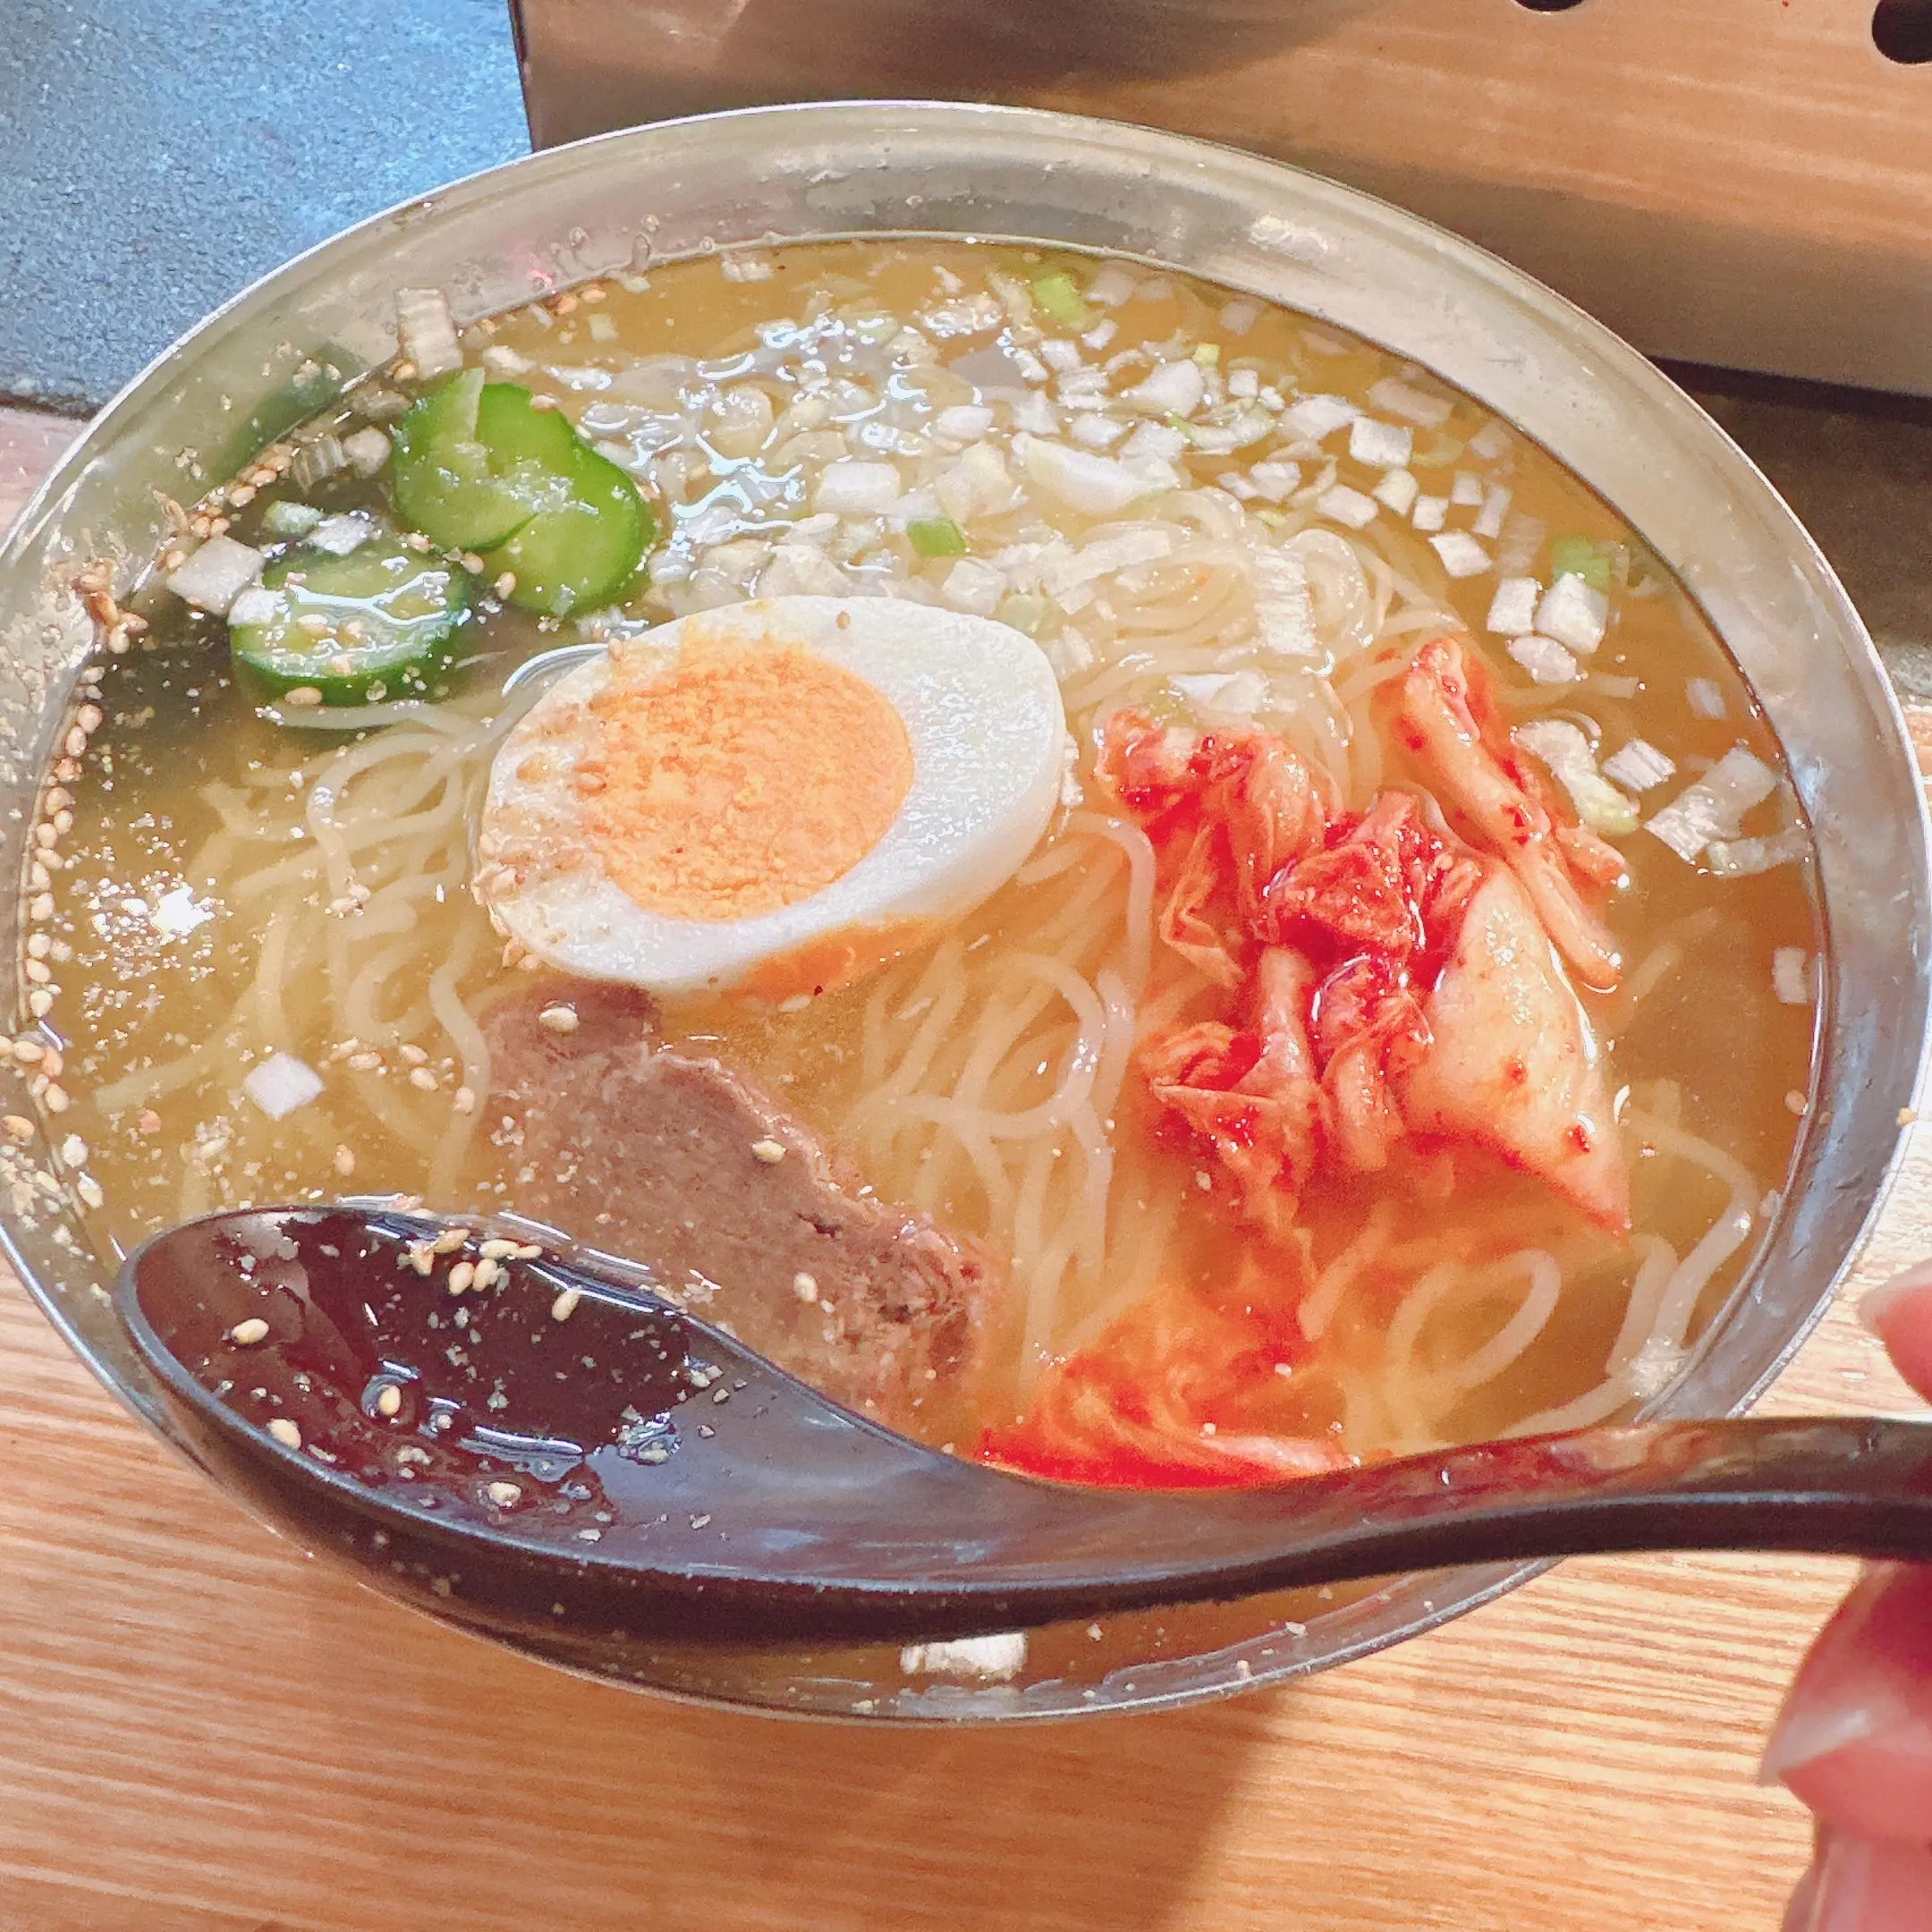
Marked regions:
[309,512,377,557]
[814,461,902,516]
[1123,359,1205,417]
[1469,419,1513,461]
[1513,717,1640,833]
[1707,826,1810,877]
[1248,459,1302,503]
[1011,390,1058,437]
[260,500,324,538]
[939,557,1005,617]
[1039,338,1084,374]
[1283,394,1360,441]
[1507,634,1582,685]
[1474,483,1512,540]
[1069,414,1128,450]
[1020,438,1176,515]
[1534,573,1608,655]
[901,1631,1027,1681]
[1218,299,1259,335]
[395,286,462,379]
[757,545,848,598]
[341,427,392,478]
[1045,529,1175,597]
[1253,546,1316,657]
[242,1052,325,1122]
[1216,470,1259,499]
[1486,576,1541,637]
[1123,420,1190,465]
[1087,264,1139,308]
[1687,676,1727,720]
[1227,369,1259,400]
[481,343,533,376]
[1429,531,1492,579]
[1348,417,1413,470]
[720,251,775,282]
[1173,669,1271,720]
[1601,738,1676,792]
[165,535,265,615]
[1411,496,1448,532]
[1773,946,1815,1005]
[934,404,995,442]
[1366,377,1453,429]
[1450,471,1484,508]
[1645,747,1780,861]
[225,587,284,629]
[1318,484,1378,530]
[1372,468,1419,516]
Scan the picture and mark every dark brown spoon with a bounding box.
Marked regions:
[116,1205,1932,1648]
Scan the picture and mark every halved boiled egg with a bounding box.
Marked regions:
[477,596,1067,1001]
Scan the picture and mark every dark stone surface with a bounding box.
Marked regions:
[0,0,530,413]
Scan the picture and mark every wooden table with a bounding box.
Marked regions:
[0,405,1924,1932]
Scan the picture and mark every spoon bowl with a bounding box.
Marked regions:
[117,1205,1932,1652]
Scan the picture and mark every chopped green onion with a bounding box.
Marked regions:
[1192,343,1221,368]
[1549,535,1612,593]
[1165,413,1196,442]
[1031,272,1089,331]
[907,516,968,558]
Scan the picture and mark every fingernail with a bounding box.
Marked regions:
[1858,1262,1932,1333]
[1802,1834,1872,1932]
[1758,1681,1914,1784]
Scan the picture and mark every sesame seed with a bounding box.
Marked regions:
[405,1241,436,1276]
[29,894,53,921]
[376,1384,402,1418]
[487,1480,522,1508]
[347,1051,381,1071]
[77,1176,104,1209]
[550,1287,581,1322]
[793,1271,818,1303]
[453,1085,477,1114]
[447,1260,475,1294]
[750,1138,786,1164]
[283,686,324,708]
[407,1066,437,1091]
[2,1117,31,1142]
[267,1418,301,1449]
[333,1145,356,1175]
[479,1238,517,1259]
[28,990,52,1019]
[472,1256,501,1290]
[12,1040,40,1065]
[231,1317,270,1345]
[25,960,51,984]
[538,1004,579,1034]
[494,572,516,598]
[430,1226,469,1254]
[514,1242,543,1258]
[399,1043,428,1065]
[58,1134,86,1165]
[44,1084,68,1114]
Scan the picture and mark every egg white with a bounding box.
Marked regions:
[477,596,1068,997]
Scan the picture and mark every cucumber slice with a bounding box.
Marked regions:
[230,536,470,705]
[482,441,652,619]
[391,370,538,551]
[391,377,652,614]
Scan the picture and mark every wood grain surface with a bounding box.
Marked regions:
[0,402,1924,1932]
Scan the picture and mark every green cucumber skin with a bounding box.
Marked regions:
[231,540,470,707]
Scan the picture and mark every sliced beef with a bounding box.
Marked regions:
[481,980,996,1432]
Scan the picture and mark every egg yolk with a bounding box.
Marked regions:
[583,640,914,921]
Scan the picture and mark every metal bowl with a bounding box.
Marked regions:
[1,101,1925,1722]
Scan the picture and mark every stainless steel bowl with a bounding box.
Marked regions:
[2,101,1925,1722]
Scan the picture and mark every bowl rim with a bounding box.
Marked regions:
[4,97,1927,1724]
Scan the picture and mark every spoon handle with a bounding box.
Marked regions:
[1062,1415,1932,1617]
